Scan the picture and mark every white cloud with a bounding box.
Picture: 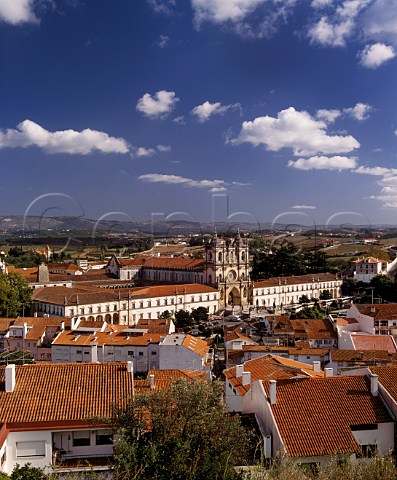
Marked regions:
[311,0,332,8]
[173,116,186,125]
[147,0,176,15]
[0,0,37,25]
[359,43,396,68]
[344,102,372,120]
[135,147,156,157]
[316,108,341,123]
[308,16,355,47]
[354,166,397,176]
[232,107,360,156]
[288,155,358,170]
[191,101,238,122]
[138,173,228,191]
[154,34,170,48]
[131,144,171,158]
[291,204,317,209]
[157,144,171,152]
[361,0,397,46]
[191,0,297,38]
[370,174,397,207]
[308,0,370,47]
[136,90,179,118]
[0,119,129,155]
[191,0,265,26]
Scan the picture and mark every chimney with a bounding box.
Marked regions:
[242,371,251,386]
[23,323,28,340]
[150,374,155,389]
[269,380,276,404]
[324,368,333,377]
[5,364,15,393]
[71,318,76,330]
[91,343,98,363]
[127,361,135,401]
[370,373,378,396]
[312,361,321,372]
[37,263,49,284]
[236,364,244,378]
[61,321,65,331]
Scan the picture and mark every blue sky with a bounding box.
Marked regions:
[2,0,397,228]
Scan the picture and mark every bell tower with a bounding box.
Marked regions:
[205,230,251,311]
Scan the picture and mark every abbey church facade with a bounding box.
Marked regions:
[107,231,251,311]
[204,231,251,310]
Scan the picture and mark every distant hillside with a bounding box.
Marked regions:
[0,215,394,237]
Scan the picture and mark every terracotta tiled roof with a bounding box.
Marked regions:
[289,318,337,340]
[352,334,397,354]
[7,317,71,342]
[334,317,358,327]
[242,345,330,356]
[355,304,397,320]
[135,318,172,334]
[370,366,397,401]
[223,354,324,396]
[264,376,392,457]
[117,256,204,270]
[137,369,207,391]
[270,316,293,334]
[48,262,83,273]
[0,319,15,332]
[353,257,381,264]
[0,363,133,425]
[225,330,257,344]
[53,328,162,347]
[181,335,209,357]
[253,273,339,288]
[332,350,390,363]
[33,283,217,306]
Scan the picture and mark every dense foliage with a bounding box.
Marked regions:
[6,248,46,268]
[111,379,252,480]
[251,243,332,280]
[0,273,32,317]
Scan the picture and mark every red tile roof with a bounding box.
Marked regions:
[354,304,397,320]
[242,345,330,357]
[138,369,207,391]
[181,335,209,357]
[331,350,390,363]
[370,366,397,401]
[352,334,397,354]
[223,354,324,396]
[353,257,381,264]
[289,318,337,340]
[0,363,133,425]
[254,273,339,288]
[117,256,205,270]
[33,283,217,306]
[264,376,392,457]
[53,328,162,347]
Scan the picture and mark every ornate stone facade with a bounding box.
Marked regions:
[204,231,252,310]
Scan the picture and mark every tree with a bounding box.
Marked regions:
[0,273,33,317]
[298,295,310,304]
[319,289,332,300]
[174,310,193,328]
[159,310,173,319]
[191,306,209,323]
[290,306,324,319]
[370,275,397,303]
[10,464,46,480]
[112,379,252,480]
